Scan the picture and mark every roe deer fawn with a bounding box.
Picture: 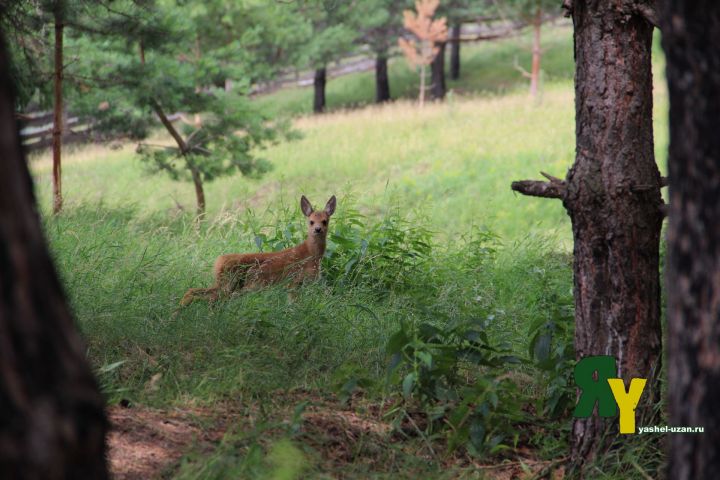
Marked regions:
[180,195,336,306]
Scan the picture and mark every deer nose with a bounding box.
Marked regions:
[314,226,322,233]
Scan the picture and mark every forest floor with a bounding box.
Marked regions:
[31,24,668,479]
[107,392,562,479]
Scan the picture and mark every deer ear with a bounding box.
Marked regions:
[324,195,337,216]
[300,195,313,217]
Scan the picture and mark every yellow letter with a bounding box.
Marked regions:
[607,378,647,434]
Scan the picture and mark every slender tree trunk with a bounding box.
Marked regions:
[450,23,461,80]
[419,63,426,106]
[529,5,542,97]
[189,166,206,215]
[0,34,108,479]
[52,8,64,215]
[430,41,446,100]
[662,2,720,479]
[151,99,206,216]
[193,34,201,127]
[375,53,390,103]
[313,67,326,113]
[141,43,206,216]
[512,2,662,472]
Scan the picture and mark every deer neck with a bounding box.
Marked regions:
[304,235,326,259]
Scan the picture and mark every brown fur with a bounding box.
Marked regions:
[180,195,336,306]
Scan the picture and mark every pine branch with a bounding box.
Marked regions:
[513,56,532,79]
[511,180,564,199]
[511,174,566,199]
[151,99,189,155]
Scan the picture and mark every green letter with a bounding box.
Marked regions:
[573,356,618,418]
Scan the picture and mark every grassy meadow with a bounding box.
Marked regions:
[30,23,669,479]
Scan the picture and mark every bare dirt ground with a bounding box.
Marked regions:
[108,404,224,479]
[107,394,562,479]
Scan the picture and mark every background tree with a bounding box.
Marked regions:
[662,1,720,478]
[444,0,480,81]
[0,31,108,478]
[50,0,65,214]
[186,0,308,89]
[398,0,448,105]
[431,0,487,97]
[32,0,115,214]
[512,0,661,472]
[4,0,151,213]
[506,0,558,98]
[356,0,407,103]
[295,0,356,113]
[68,1,294,216]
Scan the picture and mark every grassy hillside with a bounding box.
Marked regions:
[28,23,668,479]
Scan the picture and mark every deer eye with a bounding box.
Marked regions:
[310,220,314,226]
[322,220,328,226]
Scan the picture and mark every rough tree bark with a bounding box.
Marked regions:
[512,0,662,471]
[662,2,720,479]
[430,41,446,100]
[375,53,391,103]
[529,5,542,97]
[313,67,326,113]
[450,23,461,80]
[0,34,108,478]
[52,4,64,215]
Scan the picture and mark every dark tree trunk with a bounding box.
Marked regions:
[567,2,661,468]
[450,23,461,80]
[512,1,662,472]
[662,2,720,479]
[52,8,64,215]
[430,42,446,100]
[375,54,390,103]
[529,6,542,97]
[313,67,326,113]
[0,34,109,478]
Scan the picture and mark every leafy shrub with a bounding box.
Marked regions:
[384,317,526,456]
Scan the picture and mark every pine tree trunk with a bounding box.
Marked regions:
[0,34,109,479]
[52,8,64,215]
[375,54,390,103]
[313,67,326,113]
[189,166,206,216]
[450,23,461,80]
[567,2,661,468]
[662,2,720,479]
[418,63,426,106]
[512,2,662,472]
[529,6,542,97]
[430,42,446,100]
[150,98,206,216]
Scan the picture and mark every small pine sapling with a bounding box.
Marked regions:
[398,0,448,106]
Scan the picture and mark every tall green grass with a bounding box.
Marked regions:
[47,200,572,406]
